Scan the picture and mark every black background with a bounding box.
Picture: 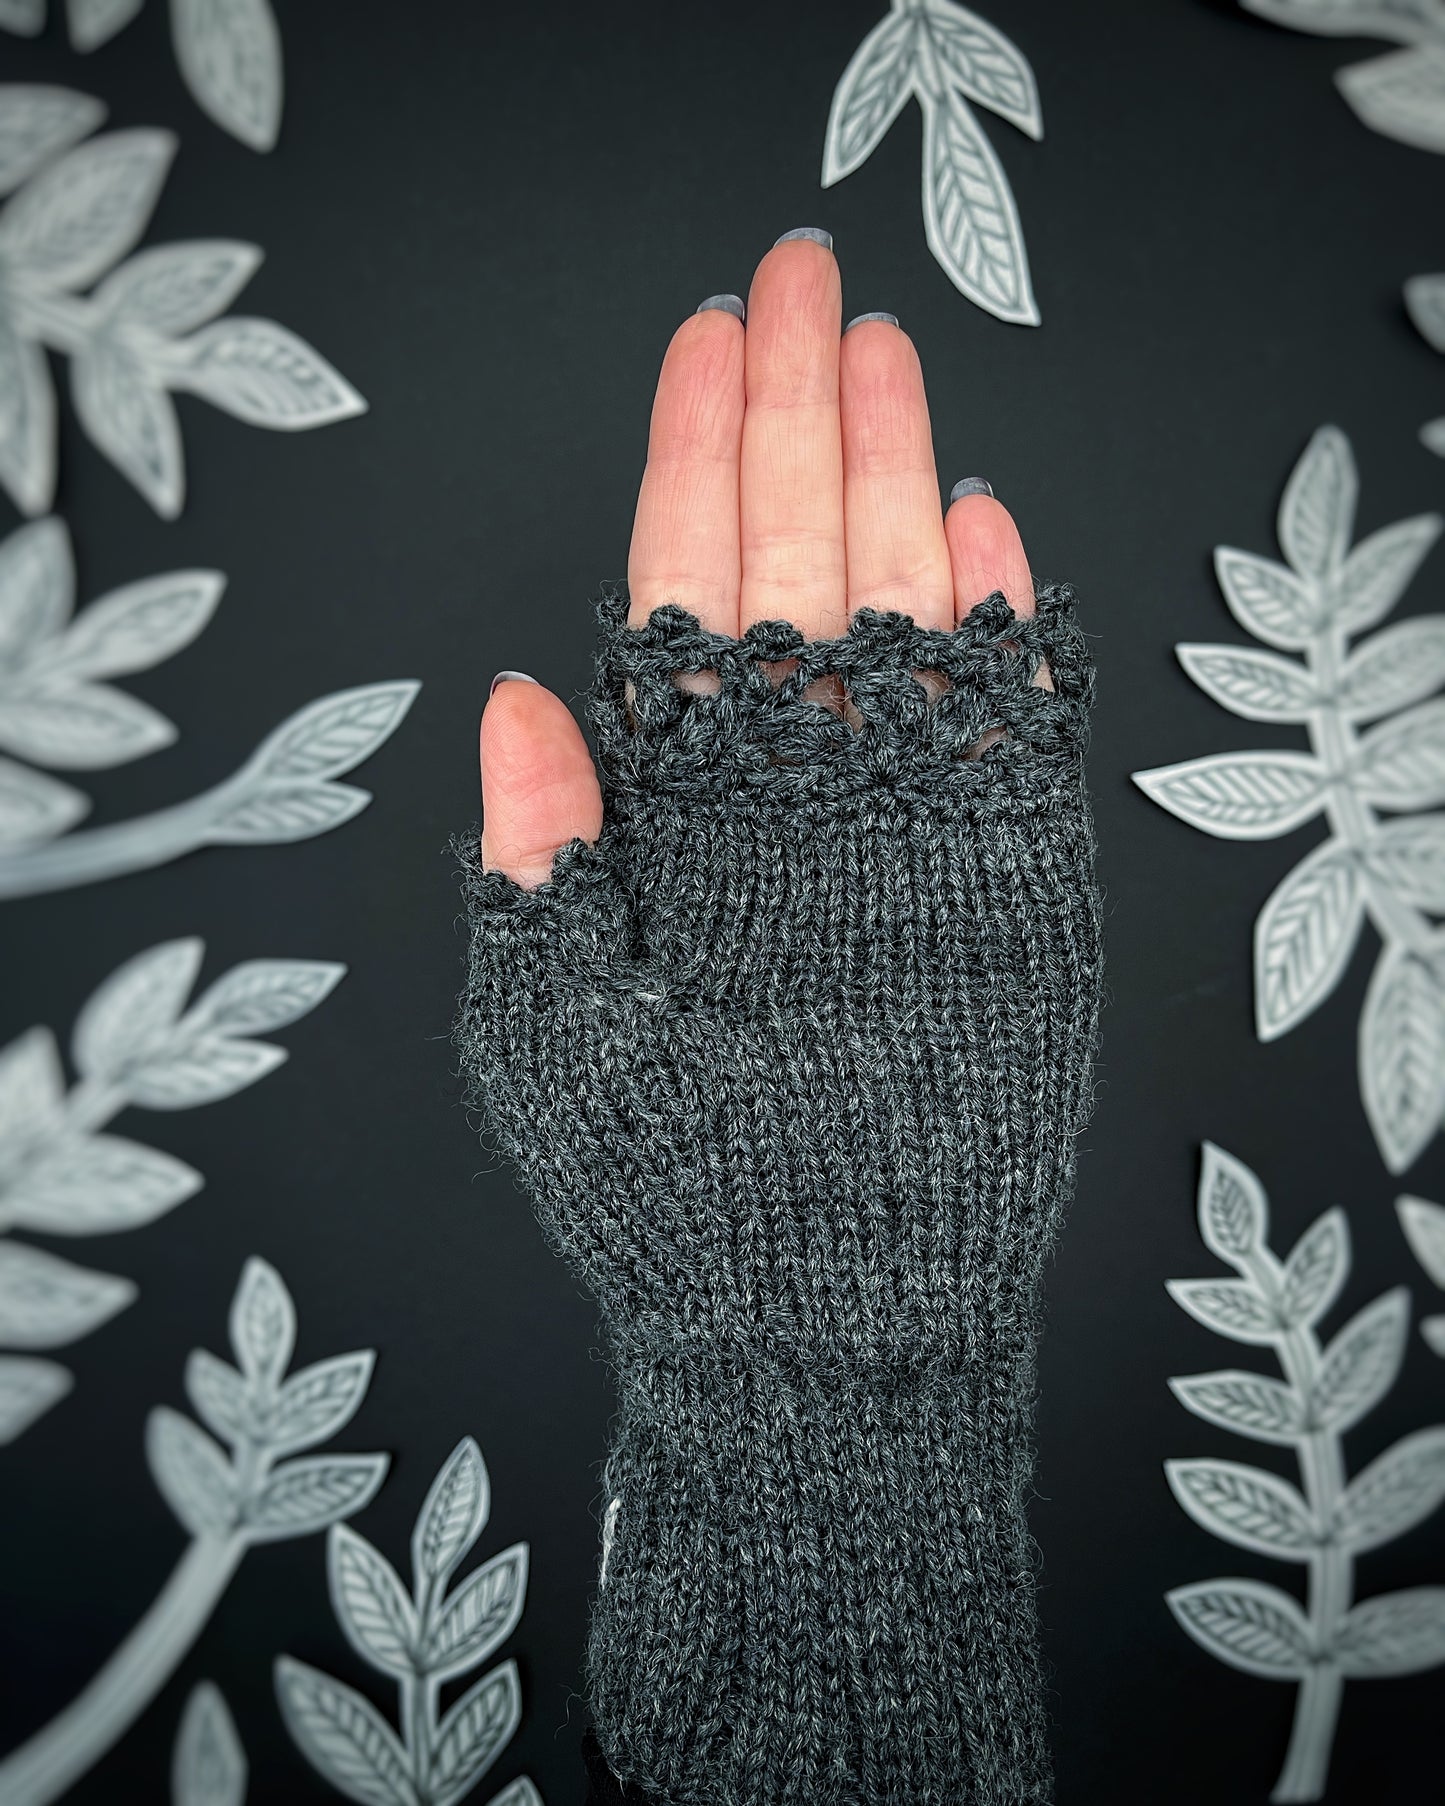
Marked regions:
[2,1,1443,1800]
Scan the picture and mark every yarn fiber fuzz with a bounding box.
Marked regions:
[450,581,1105,1806]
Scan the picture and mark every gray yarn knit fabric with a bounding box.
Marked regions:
[449,578,1104,1806]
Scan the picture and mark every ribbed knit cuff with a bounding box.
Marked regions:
[449,580,1103,1806]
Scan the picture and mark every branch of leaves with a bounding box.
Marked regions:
[1133,425,1445,1173]
[1406,273,1445,456]
[278,1436,539,1806]
[0,1257,387,1806]
[822,0,1042,324]
[0,662,419,896]
[0,939,344,1444]
[1,0,284,152]
[0,516,224,846]
[0,85,363,518]
[1398,1193,1445,1354]
[1242,0,1445,153]
[1166,1144,1445,1797]
[152,1257,386,1545]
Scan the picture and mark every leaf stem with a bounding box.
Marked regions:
[1243,1250,1350,1803]
[0,1533,245,1806]
[0,776,247,899]
[1309,626,1436,957]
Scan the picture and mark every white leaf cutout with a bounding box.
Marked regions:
[0,128,176,291]
[72,935,204,1080]
[147,1403,238,1537]
[179,317,366,429]
[1198,1139,1271,1262]
[821,10,918,184]
[428,1662,522,1806]
[0,757,86,845]
[1132,751,1326,840]
[920,89,1037,325]
[1213,546,1323,649]
[1278,1209,1350,1330]
[1167,1579,1313,1679]
[1360,942,1445,1173]
[413,1436,490,1590]
[0,516,74,664]
[0,86,106,197]
[1333,1428,1445,1552]
[1310,1288,1410,1433]
[0,1240,135,1348]
[244,1454,389,1541]
[329,1524,420,1679]
[1166,1459,1316,1559]
[1243,0,1443,44]
[171,0,283,152]
[94,240,262,334]
[0,315,58,517]
[1253,840,1365,1041]
[1171,1370,1306,1444]
[0,1353,71,1442]
[0,682,176,769]
[68,0,143,50]
[422,1543,529,1682]
[924,1,1041,136]
[229,1254,295,1384]
[71,336,186,517]
[6,1134,202,1233]
[1337,44,1445,151]
[171,1682,247,1806]
[274,1658,415,1806]
[1337,617,1445,721]
[1278,425,1356,581]
[1332,1589,1445,1675]
[1397,1193,1445,1287]
[1176,643,1317,722]
[1335,514,1443,635]
[1365,817,1445,908]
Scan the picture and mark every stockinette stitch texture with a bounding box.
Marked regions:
[449,578,1105,1806]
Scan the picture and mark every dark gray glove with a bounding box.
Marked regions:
[450,579,1104,1806]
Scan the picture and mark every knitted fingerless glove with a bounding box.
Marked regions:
[449,580,1104,1806]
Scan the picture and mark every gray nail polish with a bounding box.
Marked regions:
[845,312,899,331]
[489,669,540,697]
[774,226,833,249]
[696,293,745,321]
[950,478,994,503]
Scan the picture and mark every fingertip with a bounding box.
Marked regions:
[479,677,603,887]
[943,491,1034,620]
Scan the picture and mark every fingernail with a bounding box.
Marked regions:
[774,226,832,249]
[845,312,898,332]
[950,478,994,502]
[696,293,745,321]
[489,669,539,697]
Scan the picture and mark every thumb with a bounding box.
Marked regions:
[479,671,603,889]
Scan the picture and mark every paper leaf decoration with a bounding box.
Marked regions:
[277,1435,538,1806]
[1134,426,1445,1174]
[1398,1193,1445,1353]
[823,0,1042,324]
[0,516,420,892]
[0,89,361,517]
[1243,0,1445,151]
[0,0,283,150]
[0,1257,387,1806]
[1167,1142,1445,1801]
[171,1683,247,1806]
[1405,273,1445,456]
[0,941,344,1441]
